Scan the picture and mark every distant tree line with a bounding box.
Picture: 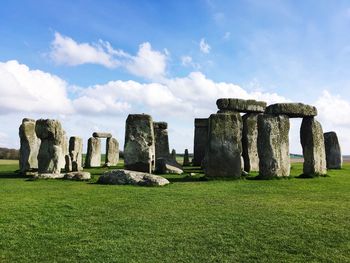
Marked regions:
[0,147,19,160]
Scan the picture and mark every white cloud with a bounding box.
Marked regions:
[50,32,119,68]
[0,60,73,114]
[126,42,168,80]
[199,38,211,54]
[181,56,200,69]
[1,59,350,154]
[49,33,168,80]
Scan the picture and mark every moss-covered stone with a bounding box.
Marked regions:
[300,117,327,176]
[193,118,208,166]
[216,98,266,113]
[265,103,317,118]
[124,114,155,173]
[257,114,290,178]
[204,112,242,178]
[242,113,260,172]
[324,132,342,169]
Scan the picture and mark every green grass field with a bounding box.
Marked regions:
[0,160,349,262]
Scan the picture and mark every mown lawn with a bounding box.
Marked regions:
[0,160,349,262]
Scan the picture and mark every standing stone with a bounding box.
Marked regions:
[124,114,155,173]
[193,118,208,166]
[69,136,83,171]
[204,113,242,178]
[300,118,327,176]
[60,131,69,171]
[257,114,290,178]
[171,149,176,160]
[106,137,119,167]
[183,149,190,166]
[35,119,65,174]
[65,155,72,172]
[153,122,170,159]
[242,113,260,172]
[324,132,342,169]
[85,137,101,168]
[19,118,40,173]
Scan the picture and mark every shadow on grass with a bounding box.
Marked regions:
[296,173,330,179]
[166,175,208,183]
[0,171,26,179]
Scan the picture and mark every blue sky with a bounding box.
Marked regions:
[1,0,350,154]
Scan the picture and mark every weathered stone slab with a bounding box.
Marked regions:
[257,114,290,178]
[36,173,65,179]
[204,112,242,178]
[300,117,327,176]
[242,113,260,172]
[193,118,208,166]
[183,149,190,166]
[106,137,119,166]
[64,171,91,181]
[85,137,101,168]
[19,118,40,173]
[265,103,317,118]
[124,114,155,173]
[153,122,170,159]
[35,119,65,174]
[324,132,342,169]
[92,132,112,138]
[155,158,183,174]
[216,98,266,113]
[171,149,176,160]
[97,169,169,186]
[69,136,83,171]
[65,155,72,172]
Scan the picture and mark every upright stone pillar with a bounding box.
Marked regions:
[204,112,242,178]
[106,137,119,166]
[193,118,208,166]
[300,117,327,176]
[85,137,101,168]
[69,136,83,171]
[124,114,155,173]
[257,114,290,178]
[324,132,342,169]
[171,149,176,160]
[242,113,260,172]
[153,122,170,159]
[35,119,65,174]
[19,118,40,173]
[183,149,190,166]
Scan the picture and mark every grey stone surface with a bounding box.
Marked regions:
[265,103,317,118]
[124,114,155,173]
[324,132,342,169]
[60,132,69,171]
[92,132,112,138]
[65,154,72,172]
[193,118,208,166]
[35,119,65,174]
[69,136,83,171]
[183,149,190,166]
[242,113,260,172]
[36,173,65,179]
[257,114,290,178]
[106,137,119,166]
[153,122,170,159]
[19,118,40,173]
[98,169,169,186]
[85,137,101,168]
[216,98,266,113]
[204,112,242,178]
[155,157,183,174]
[171,149,176,160]
[64,171,91,181]
[300,117,327,176]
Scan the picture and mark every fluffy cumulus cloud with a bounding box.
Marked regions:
[199,38,211,54]
[0,60,73,115]
[1,59,350,154]
[49,32,167,80]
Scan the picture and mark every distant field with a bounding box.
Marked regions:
[0,160,349,262]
